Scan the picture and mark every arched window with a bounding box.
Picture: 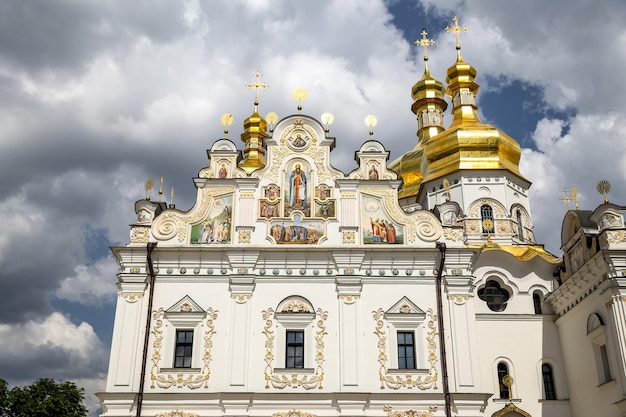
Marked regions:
[497,362,510,399]
[516,210,524,240]
[542,364,557,400]
[481,204,495,234]
[533,292,542,314]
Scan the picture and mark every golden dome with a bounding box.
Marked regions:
[390,66,447,201]
[238,105,268,174]
[419,54,527,185]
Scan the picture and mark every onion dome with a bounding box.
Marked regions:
[390,30,447,201]
[238,72,269,174]
[419,18,526,187]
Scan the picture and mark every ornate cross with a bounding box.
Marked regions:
[246,71,268,104]
[560,187,573,210]
[415,29,435,63]
[445,16,468,52]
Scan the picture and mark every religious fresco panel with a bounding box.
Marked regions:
[268,214,324,244]
[190,195,233,244]
[315,200,336,219]
[361,195,404,244]
[259,201,279,219]
[284,160,311,217]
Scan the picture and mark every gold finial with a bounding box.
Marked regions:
[158,176,164,202]
[445,16,468,58]
[572,187,579,210]
[246,71,268,106]
[221,113,233,138]
[364,114,378,138]
[321,112,334,133]
[145,178,154,200]
[443,178,451,202]
[170,187,175,208]
[502,375,514,402]
[597,180,611,203]
[292,88,308,112]
[560,187,573,210]
[415,29,435,70]
[266,112,278,132]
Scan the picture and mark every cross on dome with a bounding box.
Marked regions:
[445,16,468,58]
[415,29,435,70]
[246,71,269,105]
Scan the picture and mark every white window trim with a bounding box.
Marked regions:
[274,312,316,371]
[161,311,205,371]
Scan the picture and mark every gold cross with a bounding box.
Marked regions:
[445,16,468,54]
[560,188,572,210]
[245,71,268,104]
[415,29,435,63]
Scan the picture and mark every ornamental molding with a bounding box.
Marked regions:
[150,307,218,389]
[281,300,312,313]
[449,295,470,305]
[607,230,626,244]
[383,405,437,417]
[339,294,360,304]
[343,231,356,244]
[238,230,252,244]
[232,294,252,304]
[130,226,149,243]
[120,292,144,303]
[443,228,463,242]
[155,411,199,417]
[373,308,438,390]
[273,410,317,417]
[262,307,328,389]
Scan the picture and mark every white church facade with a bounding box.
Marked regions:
[97,18,626,417]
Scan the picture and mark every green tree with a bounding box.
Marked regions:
[0,378,87,417]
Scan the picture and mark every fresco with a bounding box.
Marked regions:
[284,161,311,217]
[361,195,403,244]
[269,214,324,244]
[190,195,233,244]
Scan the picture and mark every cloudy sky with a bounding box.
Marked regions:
[1,0,625,414]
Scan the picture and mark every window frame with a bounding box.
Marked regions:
[587,315,614,385]
[396,330,416,370]
[541,363,557,400]
[173,329,194,369]
[274,312,316,372]
[285,329,305,369]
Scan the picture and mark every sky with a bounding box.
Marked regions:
[0,0,625,415]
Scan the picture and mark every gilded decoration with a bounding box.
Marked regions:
[341,191,356,198]
[372,308,439,389]
[383,405,437,417]
[449,295,469,305]
[281,300,312,313]
[339,294,360,304]
[152,187,235,243]
[273,411,317,417]
[150,307,218,389]
[607,230,626,244]
[232,294,251,303]
[238,230,252,243]
[130,226,149,243]
[155,411,199,417]
[443,228,463,242]
[491,403,532,417]
[121,292,143,303]
[343,231,356,244]
[262,307,328,389]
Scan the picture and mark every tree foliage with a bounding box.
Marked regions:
[0,378,87,417]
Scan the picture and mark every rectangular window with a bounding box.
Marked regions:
[286,330,304,368]
[599,344,612,383]
[174,330,194,368]
[397,331,416,369]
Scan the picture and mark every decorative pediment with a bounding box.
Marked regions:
[386,296,425,317]
[277,295,314,313]
[166,295,204,314]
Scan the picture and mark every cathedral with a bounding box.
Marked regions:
[97,18,626,417]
